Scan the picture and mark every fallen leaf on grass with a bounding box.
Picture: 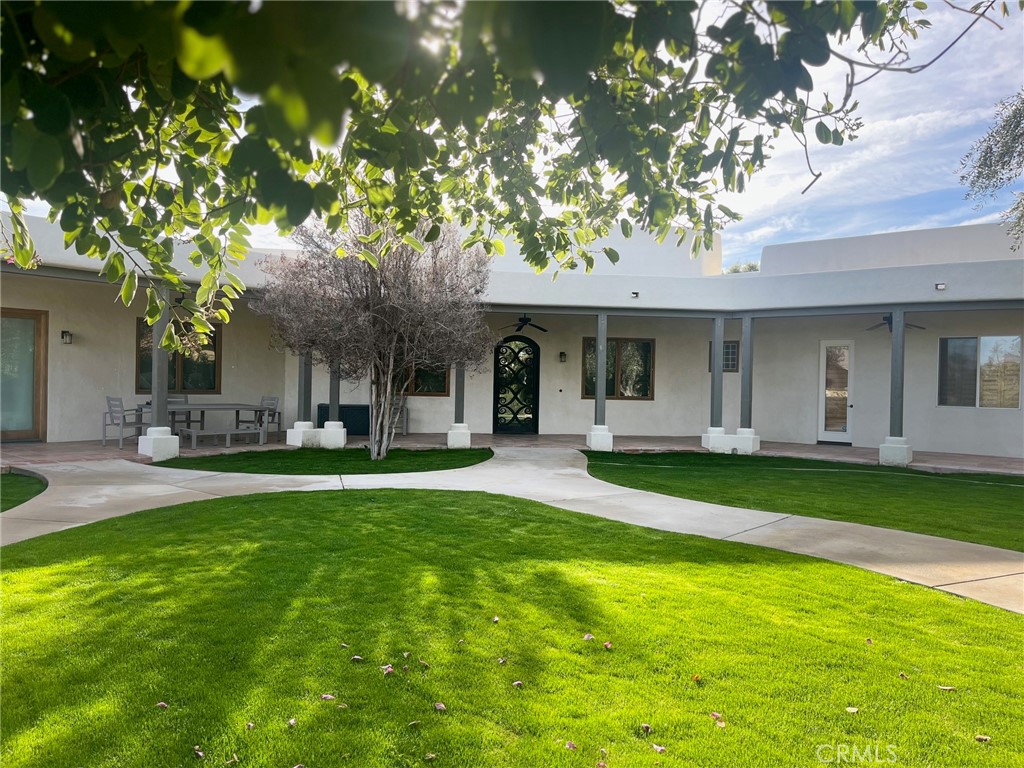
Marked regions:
[408,720,421,728]
[866,638,873,645]
[419,659,431,669]
[710,712,723,721]
[156,701,169,709]
[653,744,667,753]
[321,694,336,700]
[583,633,595,641]
[493,616,500,623]
[403,651,411,658]
[975,735,991,743]
[512,680,524,688]
[246,721,255,730]
[382,664,394,675]
[288,718,297,728]
[424,754,436,761]
[403,665,410,673]
[340,643,349,649]
[846,707,859,714]
[566,741,577,750]
[715,720,727,729]
[351,655,364,662]
[938,685,957,692]
[497,657,507,665]
[193,745,205,759]
[899,672,910,680]
[597,763,607,768]
[225,755,239,766]
[434,702,447,712]
[337,703,348,709]
[641,723,652,735]
[691,674,703,685]
[603,641,613,650]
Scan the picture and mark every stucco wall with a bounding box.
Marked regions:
[3,272,286,442]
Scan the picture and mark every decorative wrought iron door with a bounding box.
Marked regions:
[493,335,540,434]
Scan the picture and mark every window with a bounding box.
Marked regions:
[405,366,450,396]
[136,319,221,394]
[582,338,654,399]
[938,336,1021,408]
[708,340,740,372]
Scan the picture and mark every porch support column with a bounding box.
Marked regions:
[447,365,471,449]
[710,315,725,428]
[329,365,341,422]
[702,314,758,454]
[138,288,179,460]
[880,308,913,466]
[740,315,754,429]
[288,351,320,447]
[587,312,613,451]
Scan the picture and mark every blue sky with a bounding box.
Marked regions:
[716,4,1024,268]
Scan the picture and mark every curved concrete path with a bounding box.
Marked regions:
[2,447,1022,613]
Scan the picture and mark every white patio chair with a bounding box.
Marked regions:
[235,395,282,442]
[102,396,151,449]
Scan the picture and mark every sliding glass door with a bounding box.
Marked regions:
[1,309,47,441]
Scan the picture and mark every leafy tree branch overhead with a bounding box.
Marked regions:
[0,0,1013,349]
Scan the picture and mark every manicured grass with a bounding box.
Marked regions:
[156,447,493,474]
[0,473,46,512]
[2,490,1022,768]
[585,452,1024,551]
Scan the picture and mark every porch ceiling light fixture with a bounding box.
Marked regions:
[934,282,947,291]
[60,330,73,344]
[631,291,640,298]
[559,351,567,363]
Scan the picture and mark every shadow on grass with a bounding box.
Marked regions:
[2,490,1022,767]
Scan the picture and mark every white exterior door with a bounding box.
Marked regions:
[818,340,853,444]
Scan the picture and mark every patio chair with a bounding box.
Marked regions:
[167,394,204,433]
[235,395,282,442]
[102,396,151,449]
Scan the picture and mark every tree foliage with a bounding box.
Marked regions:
[252,216,493,460]
[960,89,1024,250]
[0,0,998,346]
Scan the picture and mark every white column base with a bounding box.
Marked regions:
[447,423,472,449]
[319,421,347,449]
[879,436,913,467]
[703,427,760,455]
[138,426,180,461]
[286,421,321,448]
[586,425,614,452]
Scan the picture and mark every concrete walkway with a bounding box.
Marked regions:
[3,448,1022,613]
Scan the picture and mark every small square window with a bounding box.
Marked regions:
[708,340,740,373]
[406,366,450,396]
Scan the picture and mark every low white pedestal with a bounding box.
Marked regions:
[286,421,320,448]
[319,421,347,449]
[702,427,760,455]
[879,436,913,467]
[447,423,472,449]
[586,425,614,452]
[138,426,180,461]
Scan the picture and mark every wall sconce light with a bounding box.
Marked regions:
[934,282,946,291]
[559,351,567,363]
[631,291,640,298]
[60,330,73,345]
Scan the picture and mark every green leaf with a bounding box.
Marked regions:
[491,239,505,256]
[223,271,246,293]
[177,27,231,80]
[119,270,138,307]
[620,219,633,238]
[27,135,64,191]
[424,223,441,243]
[402,234,425,253]
[145,288,163,323]
[359,248,379,268]
[603,246,620,264]
[815,121,832,144]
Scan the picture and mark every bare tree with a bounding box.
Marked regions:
[253,215,494,459]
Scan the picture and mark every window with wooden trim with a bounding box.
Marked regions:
[708,340,740,372]
[582,338,654,400]
[405,366,450,396]
[938,335,1021,408]
[136,318,222,394]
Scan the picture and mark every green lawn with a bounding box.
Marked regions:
[2,490,1021,767]
[157,447,492,474]
[586,452,1024,551]
[0,473,46,512]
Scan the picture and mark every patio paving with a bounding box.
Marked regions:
[2,446,1021,614]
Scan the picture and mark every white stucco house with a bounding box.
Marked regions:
[1,215,1022,465]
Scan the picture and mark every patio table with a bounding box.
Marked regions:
[139,403,272,446]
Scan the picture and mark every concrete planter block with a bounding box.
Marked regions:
[447,423,472,449]
[286,421,320,448]
[319,421,347,449]
[879,436,913,467]
[586,425,614,452]
[703,428,760,455]
[138,426,179,462]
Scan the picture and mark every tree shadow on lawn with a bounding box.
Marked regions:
[2,490,1022,767]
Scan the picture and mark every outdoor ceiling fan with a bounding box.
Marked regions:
[501,314,548,333]
[865,313,927,332]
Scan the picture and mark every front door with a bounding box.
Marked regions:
[493,335,540,434]
[818,340,853,444]
[1,308,48,441]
